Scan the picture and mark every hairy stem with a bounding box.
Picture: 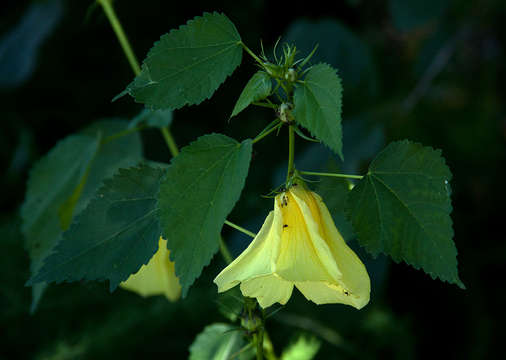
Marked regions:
[98,0,179,158]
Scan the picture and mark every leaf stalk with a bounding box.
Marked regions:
[286,125,295,184]
[224,220,256,238]
[299,171,363,180]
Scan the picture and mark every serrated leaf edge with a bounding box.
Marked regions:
[344,140,464,289]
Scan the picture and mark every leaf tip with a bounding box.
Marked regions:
[112,89,129,103]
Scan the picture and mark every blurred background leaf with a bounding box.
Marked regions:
[189,323,252,360]
[0,0,63,89]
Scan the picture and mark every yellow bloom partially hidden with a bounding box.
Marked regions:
[214,185,370,309]
[120,237,181,301]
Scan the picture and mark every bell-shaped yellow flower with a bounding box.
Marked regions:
[120,237,181,301]
[214,184,370,309]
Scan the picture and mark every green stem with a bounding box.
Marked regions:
[299,171,364,180]
[97,0,141,76]
[252,101,277,110]
[286,125,295,183]
[240,42,264,65]
[219,236,233,264]
[262,331,278,360]
[101,125,145,145]
[252,123,281,145]
[256,327,264,360]
[224,220,256,238]
[98,0,179,158]
[161,127,179,157]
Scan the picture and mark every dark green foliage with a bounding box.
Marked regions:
[29,165,164,291]
[129,108,173,129]
[231,71,272,118]
[158,134,252,296]
[189,323,251,360]
[21,120,142,311]
[122,12,243,110]
[346,140,464,288]
[294,64,343,159]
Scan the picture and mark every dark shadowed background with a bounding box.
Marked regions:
[1,0,505,359]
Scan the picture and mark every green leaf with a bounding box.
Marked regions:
[158,134,252,296]
[121,12,243,110]
[217,287,243,322]
[21,120,142,311]
[294,63,343,160]
[129,109,173,129]
[281,336,321,360]
[231,71,271,118]
[189,323,250,360]
[71,120,144,221]
[28,165,163,290]
[21,134,99,312]
[345,140,464,288]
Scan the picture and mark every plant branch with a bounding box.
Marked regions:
[252,122,282,145]
[224,220,256,238]
[101,125,146,145]
[97,0,141,76]
[240,42,265,65]
[252,101,277,109]
[98,0,179,158]
[256,326,264,360]
[299,170,363,180]
[286,125,295,183]
[161,127,179,156]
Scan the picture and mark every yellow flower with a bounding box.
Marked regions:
[214,184,370,309]
[120,237,181,301]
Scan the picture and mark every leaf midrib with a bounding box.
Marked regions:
[141,43,240,86]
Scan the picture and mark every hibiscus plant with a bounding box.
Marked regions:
[22,2,464,359]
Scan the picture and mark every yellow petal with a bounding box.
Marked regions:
[214,211,282,293]
[295,281,368,309]
[213,184,371,310]
[240,274,293,308]
[120,237,181,301]
[275,187,341,283]
[313,192,370,305]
